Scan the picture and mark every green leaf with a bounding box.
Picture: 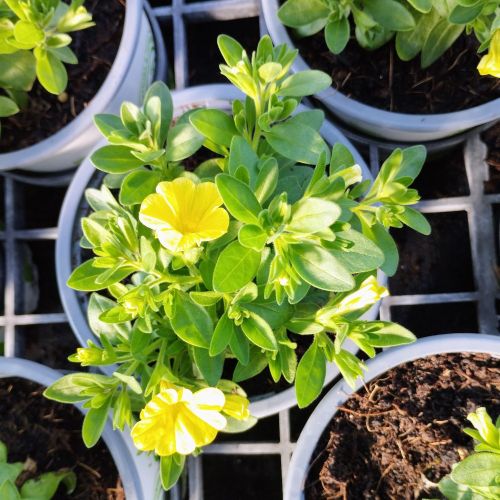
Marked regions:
[21,471,77,499]
[265,122,327,165]
[279,70,331,97]
[165,123,204,162]
[421,21,464,68]
[238,224,267,251]
[325,17,350,54]
[229,326,250,365]
[354,321,416,347]
[364,0,415,31]
[451,453,500,488]
[113,372,142,394]
[91,145,144,174]
[215,174,262,224]
[361,222,399,276]
[217,34,245,66]
[449,3,484,24]
[88,293,130,342]
[329,229,385,273]
[170,291,213,348]
[407,0,432,12]
[278,0,330,28]
[241,313,278,351]
[289,242,354,292]
[228,136,258,180]
[213,241,260,293]
[254,158,278,204]
[44,373,115,403]
[193,347,224,386]
[160,454,185,491]
[82,398,111,447]
[144,81,173,146]
[398,207,431,235]
[210,312,236,356]
[0,480,20,500]
[14,21,43,48]
[438,476,475,500]
[120,169,160,206]
[0,96,18,117]
[330,143,355,172]
[295,339,326,408]
[190,108,237,148]
[287,197,340,233]
[233,348,268,382]
[67,259,133,291]
[94,114,124,137]
[190,291,223,307]
[0,51,36,91]
[35,50,68,94]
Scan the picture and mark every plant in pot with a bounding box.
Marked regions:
[0,357,163,500]
[47,35,430,492]
[284,333,500,499]
[0,0,159,172]
[262,0,500,142]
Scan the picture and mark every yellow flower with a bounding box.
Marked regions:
[478,30,500,78]
[139,178,229,252]
[223,394,250,421]
[131,381,227,456]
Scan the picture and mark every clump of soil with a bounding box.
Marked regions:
[0,378,124,499]
[295,31,500,114]
[306,352,500,499]
[482,122,500,194]
[0,0,125,153]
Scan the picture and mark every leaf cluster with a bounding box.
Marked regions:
[0,440,76,499]
[435,407,500,500]
[0,0,94,132]
[278,0,500,71]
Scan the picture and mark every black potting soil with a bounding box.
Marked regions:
[295,29,500,114]
[0,378,123,499]
[306,352,500,499]
[0,0,125,152]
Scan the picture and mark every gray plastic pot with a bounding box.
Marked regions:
[0,0,159,173]
[56,83,384,419]
[261,0,500,143]
[284,333,500,500]
[0,356,167,500]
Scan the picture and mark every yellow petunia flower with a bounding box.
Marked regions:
[478,30,500,78]
[139,178,229,253]
[131,381,227,456]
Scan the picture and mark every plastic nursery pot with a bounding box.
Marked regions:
[261,0,500,144]
[0,0,161,173]
[56,83,383,420]
[0,356,168,500]
[284,333,500,500]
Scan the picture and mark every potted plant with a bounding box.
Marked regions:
[0,0,162,173]
[55,83,376,419]
[0,356,167,499]
[284,333,500,499]
[262,0,500,143]
[48,35,430,492]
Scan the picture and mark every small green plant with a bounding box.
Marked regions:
[0,0,94,131]
[0,440,76,499]
[435,407,500,499]
[45,35,430,491]
[278,0,500,77]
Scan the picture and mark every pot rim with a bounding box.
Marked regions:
[55,82,382,419]
[261,0,500,135]
[0,356,151,500]
[0,0,145,169]
[284,332,500,500]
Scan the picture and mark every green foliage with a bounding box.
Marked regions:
[0,440,76,499]
[278,0,500,73]
[0,0,94,130]
[45,35,430,492]
[91,81,205,203]
[437,407,500,499]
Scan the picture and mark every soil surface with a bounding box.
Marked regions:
[295,30,500,114]
[0,0,125,153]
[0,377,123,499]
[483,121,500,194]
[305,352,500,499]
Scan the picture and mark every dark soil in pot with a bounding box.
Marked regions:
[305,352,500,499]
[0,377,123,499]
[294,30,500,114]
[0,0,125,153]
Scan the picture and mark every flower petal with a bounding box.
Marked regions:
[192,387,225,410]
[139,192,177,230]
